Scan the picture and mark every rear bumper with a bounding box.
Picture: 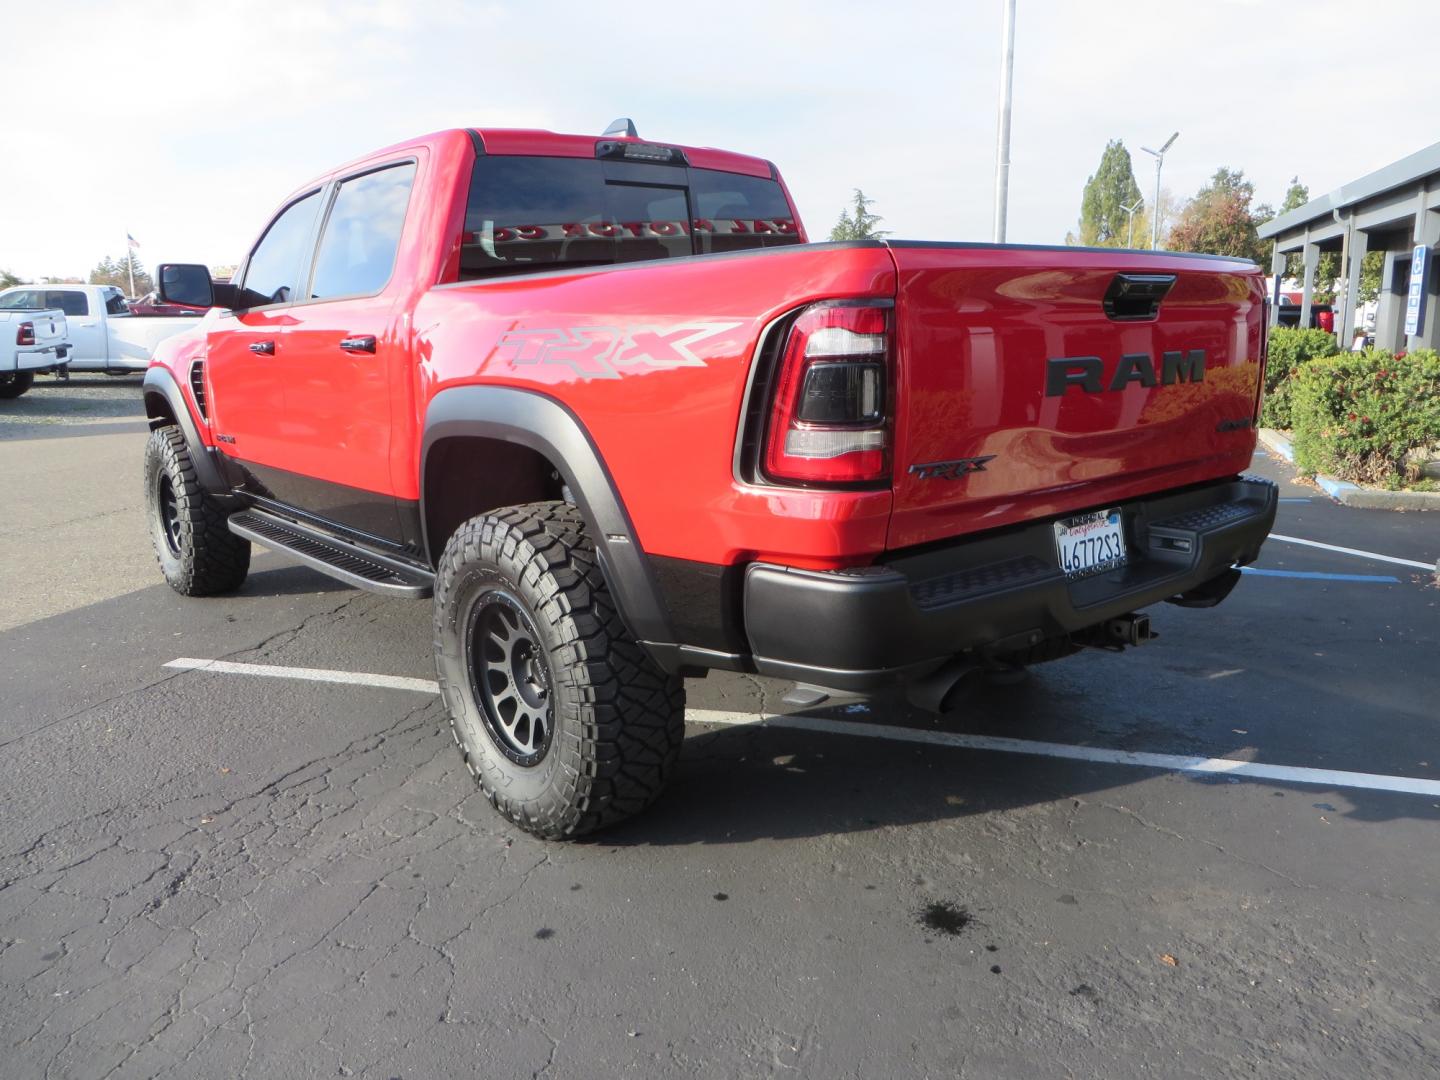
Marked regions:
[11,345,69,372]
[743,475,1277,690]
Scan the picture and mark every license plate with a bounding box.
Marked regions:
[1054,508,1127,580]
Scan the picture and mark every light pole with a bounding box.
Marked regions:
[992,0,1016,243]
[1140,132,1178,250]
[1121,199,1143,249]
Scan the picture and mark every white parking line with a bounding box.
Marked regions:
[1268,533,1434,571]
[165,657,440,694]
[165,657,1440,799]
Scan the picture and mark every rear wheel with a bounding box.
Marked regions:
[0,372,35,399]
[144,425,250,596]
[434,501,685,839]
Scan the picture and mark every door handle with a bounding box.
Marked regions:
[339,335,376,354]
[248,340,275,355]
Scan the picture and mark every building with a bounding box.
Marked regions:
[1258,141,1440,351]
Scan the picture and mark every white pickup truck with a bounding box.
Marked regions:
[0,306,70,399]
[0,284,201,373]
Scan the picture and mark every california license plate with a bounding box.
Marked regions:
[1054,508,1127,580]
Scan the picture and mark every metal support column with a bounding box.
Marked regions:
[1340,227,1368,346]
[1299,238,1319,329]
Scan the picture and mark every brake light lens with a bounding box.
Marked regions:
[16,322,34,347]
[763,302,892,485]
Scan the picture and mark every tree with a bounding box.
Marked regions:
[1072,140,1144,247]
[0,268,22,289]
[1166,167,1268,263]
[1280,176,1308,214]
[829,189,889,241]
[89,253,153,297]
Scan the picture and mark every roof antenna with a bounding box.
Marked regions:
[602,118,638,138]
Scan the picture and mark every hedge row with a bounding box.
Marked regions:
[1261,328,1339,429]
[1289,348,1440,487]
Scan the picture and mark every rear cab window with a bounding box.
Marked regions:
[0,290,44,310]
[460,154,800,279]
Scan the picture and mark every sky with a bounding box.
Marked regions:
[3,0,1438,282]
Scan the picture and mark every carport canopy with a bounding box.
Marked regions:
[1259,141,1440,351]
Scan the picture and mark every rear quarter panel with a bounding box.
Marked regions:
[413,244,896,566]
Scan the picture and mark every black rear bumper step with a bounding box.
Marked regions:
[228,509,434,599]
[742,475,1278,690]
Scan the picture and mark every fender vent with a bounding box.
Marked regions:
[189,360,208,420]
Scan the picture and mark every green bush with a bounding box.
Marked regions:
[1261,327,1340,429]
[1291,348,1440,486]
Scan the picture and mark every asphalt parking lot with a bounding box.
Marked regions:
[2,378,1437,1079]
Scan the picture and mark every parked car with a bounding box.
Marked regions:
[141,123,1277,838]
[1274,300,1334,331]
[128,291,206,317]
[0,303,69,398]
[0,284,201,373]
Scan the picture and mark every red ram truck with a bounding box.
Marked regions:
[144,122,1276,838]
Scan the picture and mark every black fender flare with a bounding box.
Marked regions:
[142,366,229,496]
[420,385,675,651]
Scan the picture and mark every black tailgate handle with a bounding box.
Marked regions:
[1104,273,1176,321]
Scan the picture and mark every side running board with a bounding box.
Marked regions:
[228,509,434,599]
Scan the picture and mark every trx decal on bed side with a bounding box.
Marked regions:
[496,322,743,380]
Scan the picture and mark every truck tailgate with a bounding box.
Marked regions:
[887,244,1266,550]
[17,310,69,350]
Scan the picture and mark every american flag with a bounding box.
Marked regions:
[127,233,140,250]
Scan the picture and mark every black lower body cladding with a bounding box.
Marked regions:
[742,476,1278,690]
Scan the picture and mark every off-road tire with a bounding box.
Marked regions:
[144,425,250,596]
[434,501,685,839]
[0,371,35,399]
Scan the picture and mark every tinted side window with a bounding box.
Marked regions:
[239,191,322,308]
[47,290,90,317]
[310,163,416,299]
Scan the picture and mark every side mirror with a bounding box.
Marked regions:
[158,263,215,308]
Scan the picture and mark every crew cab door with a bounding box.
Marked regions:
[206,188,325,499]
[47,289,104,365]
[270,160,417,540]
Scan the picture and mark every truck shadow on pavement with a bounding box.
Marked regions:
[601,676,1440,845]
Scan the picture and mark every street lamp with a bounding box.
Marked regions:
[1121,199,1143,249]
[1139,131,1178,250]
[992,0,1017,243]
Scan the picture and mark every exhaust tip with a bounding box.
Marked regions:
[906,659,984,714]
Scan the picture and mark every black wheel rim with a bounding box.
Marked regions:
[465,589,553,766]
[157,475,183,556]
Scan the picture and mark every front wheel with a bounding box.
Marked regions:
[144,425,251,596]
[434,501,685,839]
[0,371,35,399]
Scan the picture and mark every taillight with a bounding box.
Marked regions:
[763,302,892,485]
[16,322,35,347]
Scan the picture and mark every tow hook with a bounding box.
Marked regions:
[1078,613,1155,650]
